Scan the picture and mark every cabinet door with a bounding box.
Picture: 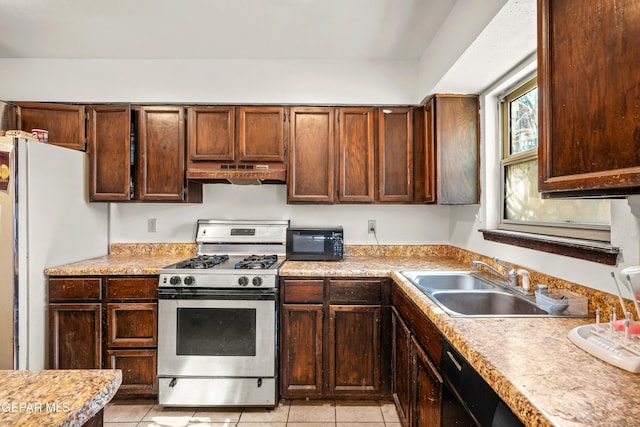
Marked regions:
[378,107,414,202]
[288,107,335,203]
[392,308,411,427]
[428,96,479,205]
[137,106,186,201]
[237,106,286,162]
[539,0,640,197]
[187,106,235,162]
[87,105,132,201]
[16,102,86,151]
[328,305,381,396]
[337,107,375,203]
[280,304,324,398]
[411,336,442,427]
[49,303,102,369]
[418,102,436,203]
[107,349,157,397]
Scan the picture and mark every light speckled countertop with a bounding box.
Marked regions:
[44,254,191,276]
[0,369,121,426]
[44,245,640,426]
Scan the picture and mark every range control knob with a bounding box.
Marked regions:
[169,276,181,286]
[238,276,249,287]
[183,276,195,286]
[252,276,263,287]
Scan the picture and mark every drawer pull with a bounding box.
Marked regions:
[446,350,463,371]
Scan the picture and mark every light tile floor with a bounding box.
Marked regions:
[104,399,402,427]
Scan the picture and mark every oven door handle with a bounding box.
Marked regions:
[158,288,276,300]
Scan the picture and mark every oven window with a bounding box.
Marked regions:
[292,235,325,253]
[176,308,256,356]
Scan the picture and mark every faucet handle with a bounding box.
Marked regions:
[492,257,516,274]
[517,269,531,291]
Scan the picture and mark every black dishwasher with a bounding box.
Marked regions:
[441,341,525,427]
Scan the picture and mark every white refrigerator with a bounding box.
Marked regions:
[0,137,109,370]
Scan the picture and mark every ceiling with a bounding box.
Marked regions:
[0,0,458,60]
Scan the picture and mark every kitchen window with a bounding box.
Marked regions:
[481,76,617,264]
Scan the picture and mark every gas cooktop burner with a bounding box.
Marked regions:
[235,255,278,270]
[175,254,230,270]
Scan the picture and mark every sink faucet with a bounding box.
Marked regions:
[471,257,518,288]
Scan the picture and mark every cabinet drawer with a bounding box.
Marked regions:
[330,280,381,304]
[282,279,324,304]
[49,278,102,302]
[105,277,157,302]
[107,303,157,348]
[106,349,157,397]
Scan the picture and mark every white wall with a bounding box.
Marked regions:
[110,185,451,245]
[0,58,417,105]
[417,0,509,100]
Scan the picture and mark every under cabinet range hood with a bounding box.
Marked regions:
[186,163,286,185]
[186,105,287,185]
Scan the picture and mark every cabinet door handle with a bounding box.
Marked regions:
[446,350,463,371]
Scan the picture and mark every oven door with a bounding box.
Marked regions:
[158,289,275,378]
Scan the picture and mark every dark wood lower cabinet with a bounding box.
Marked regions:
[82,408,104,427]
[106,350,157,397]
[412,336,443,427]
[280,277,391,400]
[280,304,324,397]
[392,286,444,427]
[106,302,157,348]
[48,303,102,369]
[48,276,158,399]
[328,305,381,395]
[392,307,411,426]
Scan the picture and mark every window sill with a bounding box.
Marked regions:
[479,229,619,265]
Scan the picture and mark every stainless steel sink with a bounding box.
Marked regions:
[430,291,548,316]
[401,270,497,291]
[400,270,549,317]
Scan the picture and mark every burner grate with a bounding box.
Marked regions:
[175,254,230,269]
[235,254,278,270]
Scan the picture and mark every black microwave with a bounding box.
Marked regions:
[286,227,344,261]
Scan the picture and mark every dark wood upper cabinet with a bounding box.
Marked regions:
[186,105,287,182]
[378,107,414,203]
[538,0,640,197]
[16,102,86,151]
[337,107,375,203]
[89,105,200,203]
[137,106,188,201]
[87,105,131,201]
[187,106,235,162]
[288,107,335,203]
[237,106,286,162]
[421,95,479,205]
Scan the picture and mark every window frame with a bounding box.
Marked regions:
[497,77,611,243]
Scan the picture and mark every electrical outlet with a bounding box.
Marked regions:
[147,218,157,233]
[368,220,376,234]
